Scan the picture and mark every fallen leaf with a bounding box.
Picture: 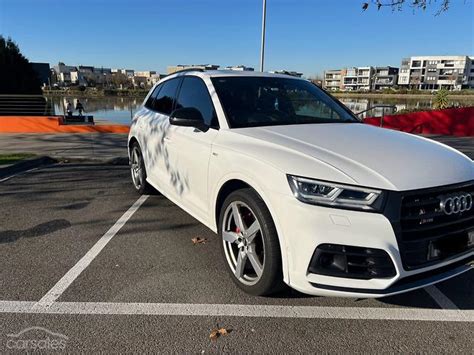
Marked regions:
[192,237,208,245]
[209,329,219,341]
[209,327,230,341]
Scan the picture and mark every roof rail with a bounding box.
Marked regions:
[172,68,205,74]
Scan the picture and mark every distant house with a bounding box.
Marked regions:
[133,71,161,87]
[52,63,77,86]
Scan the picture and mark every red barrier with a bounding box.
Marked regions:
[364,107,474,137]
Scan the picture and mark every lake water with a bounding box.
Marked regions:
[47,95,474,125]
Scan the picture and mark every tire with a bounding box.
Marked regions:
[218,188,285,296]
[129,142,153,195]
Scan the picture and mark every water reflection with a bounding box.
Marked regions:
[339,97,470,118]
[47,96,142,125]
[340,98,432,118]
[45,95,472,124]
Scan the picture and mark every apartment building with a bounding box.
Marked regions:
[325,66,398,91]
[398,55,473,90]
[373,66,399,90]
[341,67,374,91]
[324,69,343,91]
[469,56,474,88]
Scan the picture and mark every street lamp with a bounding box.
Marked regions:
[260,0,267,72]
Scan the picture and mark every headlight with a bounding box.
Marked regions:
[287,175,386,212]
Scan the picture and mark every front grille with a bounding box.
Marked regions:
[397,181,474,269]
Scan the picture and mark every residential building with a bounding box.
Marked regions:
[224,65,255,71]
[342,67,358,91]
[52,63,77,85]
[122,69,135,78]
[373,66,399,90]
[325,66,399,91]
[72,66,112,86]
[468,56,474,88]
[167,64,220,74]
[112,69,134,77]
[135,70,156,77]
[340,66,374,91]
[397,55,473,90]
[355,66,374,91]
[133,71,162,88]
[323,69,343,91]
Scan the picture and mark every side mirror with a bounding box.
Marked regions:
[169,107,208,131]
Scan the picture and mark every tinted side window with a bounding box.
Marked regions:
[153,78,181,114]
[175,77,218,127]
[144,84,162,109]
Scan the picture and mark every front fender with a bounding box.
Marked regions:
[209,151,292,285]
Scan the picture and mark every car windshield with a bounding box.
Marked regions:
[211,76,359,128]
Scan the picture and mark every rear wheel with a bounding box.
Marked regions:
[130,143,153,194]
[219,188,285,296]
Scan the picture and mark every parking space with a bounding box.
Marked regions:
[0,162,472,352]
[58,192,444,309]
[0,164,138,300]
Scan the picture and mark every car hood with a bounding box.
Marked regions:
[227,123,473,191]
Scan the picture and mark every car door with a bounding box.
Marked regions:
[165,76,219,223]
[140,78,182,190]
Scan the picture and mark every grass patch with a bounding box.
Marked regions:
[0,153,36,165]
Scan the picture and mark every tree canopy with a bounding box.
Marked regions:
[362,0,450,14]
[0,35,42,94]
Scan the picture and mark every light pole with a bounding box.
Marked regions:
[260,0,267,72]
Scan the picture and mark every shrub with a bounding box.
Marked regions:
[433,88,449,109]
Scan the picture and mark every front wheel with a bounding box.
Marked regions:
[130,143,153,195]
[219,188,285,296]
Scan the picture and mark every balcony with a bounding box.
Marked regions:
[375,79,393,84]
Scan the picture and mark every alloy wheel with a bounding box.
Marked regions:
[222,201,265,286]
[130,146,144,190]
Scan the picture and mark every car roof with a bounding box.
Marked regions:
[166,69,303,80]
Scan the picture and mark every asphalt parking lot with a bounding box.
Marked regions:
[0,159,473,352]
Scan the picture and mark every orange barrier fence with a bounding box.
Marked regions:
[364,107,474,137]
[0,116,130,134]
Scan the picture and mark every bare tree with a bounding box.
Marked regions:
[111,72,130,89]
[362,0,450,14]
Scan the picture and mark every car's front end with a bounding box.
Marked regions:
[275,176,473,297]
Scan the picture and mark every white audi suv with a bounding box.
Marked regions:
[128,70,473,297]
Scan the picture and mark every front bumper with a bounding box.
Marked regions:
[274,193,473,298]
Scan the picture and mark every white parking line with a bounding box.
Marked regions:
[424,285,459,310]
[1,301,472,322]
[33,195,149,309]
[0,167,41,183]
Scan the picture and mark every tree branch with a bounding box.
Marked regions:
[362,0,451,14]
